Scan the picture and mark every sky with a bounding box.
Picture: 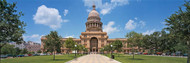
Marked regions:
[7,0,185,44]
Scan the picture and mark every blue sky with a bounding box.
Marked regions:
[8,0,185,43]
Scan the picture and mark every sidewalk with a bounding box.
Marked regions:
[66,54,121,63]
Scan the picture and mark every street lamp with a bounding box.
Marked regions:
[110,45,113,58]
[103,48,104,54]
[75,45,77,58]
[83,48,85,55]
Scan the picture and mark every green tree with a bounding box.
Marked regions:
[43,31,62,60]
[1,44,15,55]
[0,0,26,50]
[37,50,41,53]
[151,32,161,53]
[21,48,28,54]
[165,1,190,63]
[15,47,21,55]
[125,31,143,59]
[64,38,76,55]
[0,0,26,58]
[111,40,123,56]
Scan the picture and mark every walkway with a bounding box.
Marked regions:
[66,54,121,63]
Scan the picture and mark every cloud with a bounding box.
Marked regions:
[134,17,138,20]
[125,19,137,30]
[142,29,156,35]
[63,19,69,23]
[63,9,69,16]
[125,17,146,30]
[33,5,63,29]
[23,34,43,43]
[139,21,145,27]
[103,21,119,34]
[65,35,74,38]
[83,0,129,15]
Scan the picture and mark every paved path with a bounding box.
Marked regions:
[66,54,121,63]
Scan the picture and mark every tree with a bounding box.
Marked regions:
[103,45,112,54]
[151,32,161,54]
[1,44,15,55]
[76,44,85,55]
[37,50,41,53]
[165,1,190,63]
[111,40,123,57]
[125,31,143,59]
[0,0,26,49]
[43,31,62,60]
[21,48,28,54]
[15,47,21,55]
[64,38,76,55]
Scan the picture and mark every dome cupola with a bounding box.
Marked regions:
[85,4,102,32]
[87,4,100,21]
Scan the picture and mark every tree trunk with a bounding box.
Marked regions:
[133,47,134,59]
[53,46,55,60]
[187,41,190,63]
[53,51,55,60]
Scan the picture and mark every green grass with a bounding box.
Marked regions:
[104,54,187,63]
[1,54,83,63]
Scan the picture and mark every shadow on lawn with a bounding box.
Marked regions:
[53,59,70,61]
[128,58,144,60]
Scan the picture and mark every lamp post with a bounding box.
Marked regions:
[83,48,85,55]
[111,45,113,58]
[103,48,104,54]
[75,45,77,58]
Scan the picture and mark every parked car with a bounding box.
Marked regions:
[171,53,175,56]
[0,55,7,58]
[143,53,148,55]
[17,55,24,57]
[28,54,32,56]
[7,54,13,57]
[24,54,28,57]
[124,52,128,54]
[33,54,39,56]
[40,53,46,56]
[183,53,188,56]
[156,52,162,55]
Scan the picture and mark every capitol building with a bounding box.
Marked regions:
[41,5,142,53]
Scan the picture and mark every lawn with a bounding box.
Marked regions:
[104,54,187,63]
[1,54,83,63]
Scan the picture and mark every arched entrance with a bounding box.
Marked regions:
[90,37,98,52]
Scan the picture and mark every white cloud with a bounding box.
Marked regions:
[33,5,63,29]
[63,9,69,16]
[125,19,137,30]
[134,17,138,20]
[86,9,91,13]
[83,0,129,15]
[142,29,156,35]
[63,19,69,23]
[103,21,119,34]
[23,34,43,43]
[65,35,74,38]
[139,21,145,27]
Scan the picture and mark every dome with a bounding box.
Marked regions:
[88,4,100,18]
[88,10,99,17]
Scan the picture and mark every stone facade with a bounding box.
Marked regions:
[41,5,143,53]
[25,41,41,53]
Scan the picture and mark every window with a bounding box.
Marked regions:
[101,35,104,37]
[84,35,87,37]
[101,40,104,42]
[84,39,87,42]
[101,44,104,47]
